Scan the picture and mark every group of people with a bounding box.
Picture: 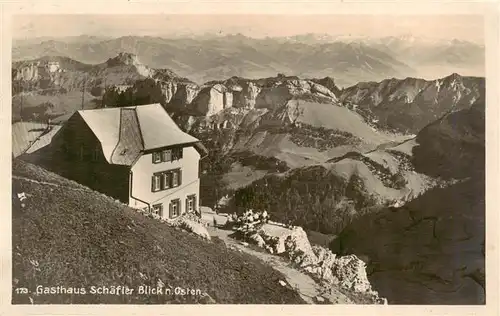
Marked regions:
[210,209,271,231]
[231,209,270,229]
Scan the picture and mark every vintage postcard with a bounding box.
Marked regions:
[2,0,499,315]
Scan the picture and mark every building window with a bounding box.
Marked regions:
[152,174,161,192]
[152,203,163,217]
[186,195,196,213]
[151,169,182,192]
[152,152,162,164]
[162,149,172,162]
[170,199,181,218]
[172,148,183,161]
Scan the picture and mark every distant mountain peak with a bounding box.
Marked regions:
[106,52,141,66]
[103,52,155,77]
[442,72,464,84]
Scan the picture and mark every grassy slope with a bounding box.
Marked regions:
[325,140,436,202]
[293,100,407,144]
[12,159,305,304]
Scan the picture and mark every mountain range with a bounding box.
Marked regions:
[12,52,484,134]
[12,34,484,87]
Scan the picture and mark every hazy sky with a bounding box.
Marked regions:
[13,14,485,43]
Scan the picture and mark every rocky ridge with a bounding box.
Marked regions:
[126,73,341,117]
[12,54,341,118]
[228,210,387,304]
[338,74,484,133]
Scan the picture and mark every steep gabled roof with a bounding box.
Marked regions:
[134,103,199,150]
[77,103,201,166]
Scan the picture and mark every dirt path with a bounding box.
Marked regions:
[206,226,353,304]
[13,175,70,188]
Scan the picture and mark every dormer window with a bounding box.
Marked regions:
[172,148,183,161]
[152,147,183,164]
[152,152,162,163]
[162,149,172,162]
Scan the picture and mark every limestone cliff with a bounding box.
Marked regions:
[184,76,339,116]
[160,81,199,105]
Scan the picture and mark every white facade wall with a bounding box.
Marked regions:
[129,146,201,219]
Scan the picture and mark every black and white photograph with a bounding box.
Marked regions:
[6,2,497,310]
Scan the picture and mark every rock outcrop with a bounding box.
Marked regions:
[161,81,200,105]
[330,254,372,293]
[169,214,211,240]
[233,81,262,108]
[311,77,342,97]
[192,84,234,116]
[283,227,319,267]
[230,213,387,304]
[13,60,66,84]
[14,62,41,81]
[106,52,152,77]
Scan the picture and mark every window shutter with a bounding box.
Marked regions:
[163,150,172,162]
[179,199,182,215]
[152,153,155,163]
[162,173,168,189]
[151,175,155,192]
[193,195,197,212]
[169,171,174,187]
[179,148,183,159]
[185,198,189,212]
[178,170,182,186]
[169,202,173,218]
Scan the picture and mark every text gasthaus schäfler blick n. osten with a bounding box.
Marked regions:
[34,285,203,296]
